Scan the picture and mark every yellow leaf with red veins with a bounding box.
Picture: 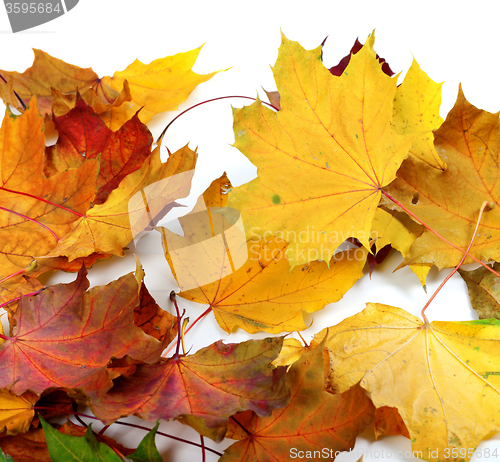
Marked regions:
[163,174,367,334]
[313,303,500,461]
[227,33,413,268]
[386,88,500,270]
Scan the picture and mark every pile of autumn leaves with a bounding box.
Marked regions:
[1,34,500,461]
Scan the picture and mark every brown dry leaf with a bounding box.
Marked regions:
[313,303,500,461]
[0,48,217,130]
[385,88,500,270]
[221,340,374,461]
[392,59,445,170]
[227,33,413,268]
[458,262,500,319]
[163,174,367,333]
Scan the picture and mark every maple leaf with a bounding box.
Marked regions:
[44,143,197,261]
[0,389,38,435]
[0,449,13,462]
[227,33,414,267]
[313,303,500,461]
[221,340,374,461]
[0,48,218,130]
[162,174,367,333]
[371,207,430,287]
[90,337,290,443]
[0,420,134,461]
[392,59,445,170]
[385,88,500,270]
[459,263,500,319]
[0,266,167,399]
[40,416,122,462]
[0,100,98,298]
[0,50,98,115]
[45,93,153,205]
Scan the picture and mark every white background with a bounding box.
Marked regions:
[1,0,500,460]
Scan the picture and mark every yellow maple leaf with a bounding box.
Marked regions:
[313,303,500,461]
[393,58,445,170]
[0,389,38,435]
[162,174,367,333]
[371,207,431,287]
[228,33,414,268]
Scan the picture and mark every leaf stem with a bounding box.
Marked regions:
[104,419,223,457]
[0,260,38,285]
[35,408,224,457]
[170,291,182,359]
[381,189,500,279]
[200,435,206,462]
[157,95,279,142]
[162,306,212,358]
[420,201,493,323]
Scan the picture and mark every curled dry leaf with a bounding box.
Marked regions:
[313,303,500,461]
[228,33,414,267]
[91,337,290,443]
